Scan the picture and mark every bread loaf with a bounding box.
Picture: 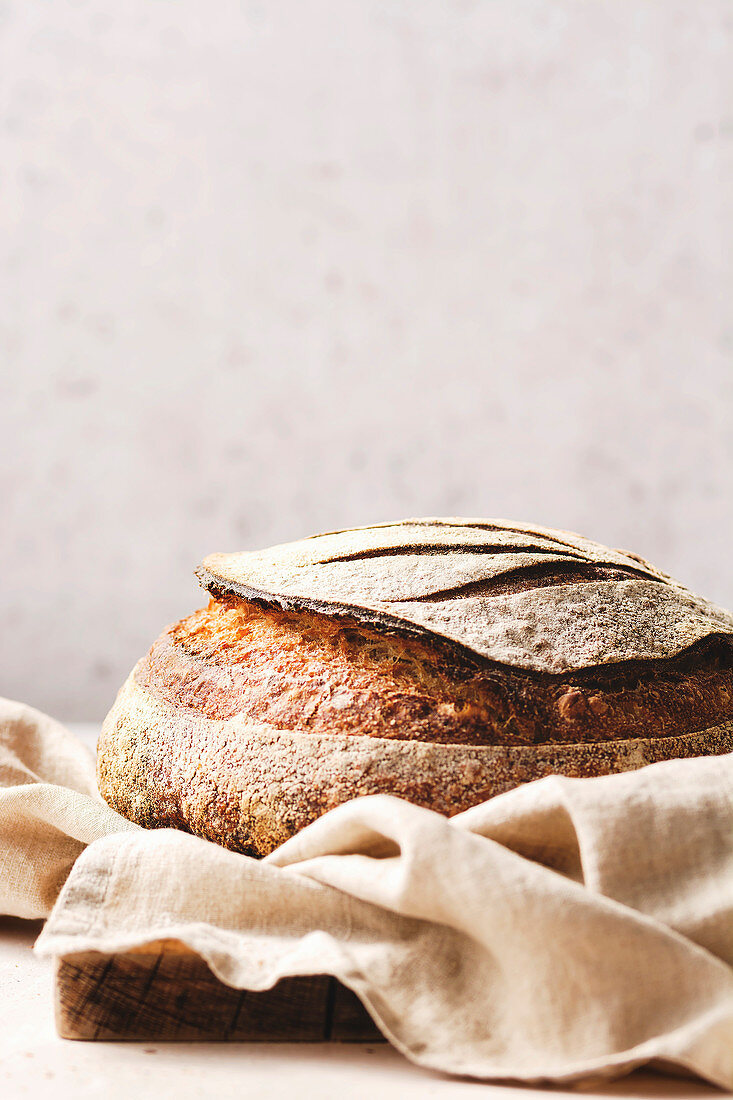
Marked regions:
[98,519,733,856]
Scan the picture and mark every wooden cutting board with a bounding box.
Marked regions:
[55,940,384,1042]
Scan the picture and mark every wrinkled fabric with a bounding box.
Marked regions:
[0,698,138,918]
[0,697,731,1088]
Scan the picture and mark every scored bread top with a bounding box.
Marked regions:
[197,518,733,675]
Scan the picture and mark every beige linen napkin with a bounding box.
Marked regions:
[1,697,732,1089]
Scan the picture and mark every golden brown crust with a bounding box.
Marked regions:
[135,597,733,748]
[97,674,733,858]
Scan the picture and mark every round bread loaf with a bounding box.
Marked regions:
[98,519,733,856]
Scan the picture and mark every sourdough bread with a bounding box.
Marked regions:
[98,519,733,856]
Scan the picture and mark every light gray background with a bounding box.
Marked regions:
[2,1,732,719]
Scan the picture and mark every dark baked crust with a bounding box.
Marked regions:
[97,673,733,858]
[135,597,733,748]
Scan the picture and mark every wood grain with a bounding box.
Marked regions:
[55,943,384,1043]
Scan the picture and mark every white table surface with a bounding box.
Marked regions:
[0,726,721,1100]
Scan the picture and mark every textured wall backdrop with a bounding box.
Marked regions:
[2,1,732,718]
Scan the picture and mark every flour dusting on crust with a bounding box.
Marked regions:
[199,519,733,674]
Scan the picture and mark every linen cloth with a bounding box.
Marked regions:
[0,697,731,1089]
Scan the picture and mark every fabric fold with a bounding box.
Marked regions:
[1,697,731,1088]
